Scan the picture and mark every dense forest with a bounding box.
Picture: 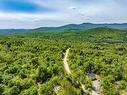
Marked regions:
[0,27,127,95]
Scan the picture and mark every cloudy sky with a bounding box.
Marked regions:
[0,0,127,29]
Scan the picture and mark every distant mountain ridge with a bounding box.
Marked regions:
[0,29,28,34]
[0,23,127,34]
[14,27,127,43]
[24,23,127,33]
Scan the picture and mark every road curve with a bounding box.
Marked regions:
[63,48,71,74]
[62,48,101,95]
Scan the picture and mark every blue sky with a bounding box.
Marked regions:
[0,0,127,28]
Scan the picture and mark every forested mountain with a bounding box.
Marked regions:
[1,23,127,34]
[0,29,28,34]
[0,28,127,95]
[24,23,127,33]
[14,27,127,43]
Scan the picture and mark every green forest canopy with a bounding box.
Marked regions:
[0,27,127,95]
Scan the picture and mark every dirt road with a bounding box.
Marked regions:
[63,48,101,95]
[63,48,71,74]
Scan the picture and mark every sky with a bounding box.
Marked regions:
[0,0,127,29]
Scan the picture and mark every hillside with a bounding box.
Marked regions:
[14,27,127,43]
[0,29,28,34]
[28,23,127,33]
[0,27,127,95]
[1,23,127,34]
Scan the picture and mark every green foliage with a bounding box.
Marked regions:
[0,28,127,94]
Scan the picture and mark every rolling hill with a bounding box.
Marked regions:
[26,23,127,33]
[14,27,127,43]
[0,27,127,95]
[1,23,127,34]
[0,29,28,34]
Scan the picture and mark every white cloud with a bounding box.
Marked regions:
[0,0,127,28]
[68,6,77,10]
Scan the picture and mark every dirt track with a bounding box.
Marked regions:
[63,48,101,95]
[63,48,71,74]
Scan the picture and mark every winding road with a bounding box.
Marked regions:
[63,48,71,74]
[63,48,101,95]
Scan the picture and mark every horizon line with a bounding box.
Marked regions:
[0,22,127,29]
